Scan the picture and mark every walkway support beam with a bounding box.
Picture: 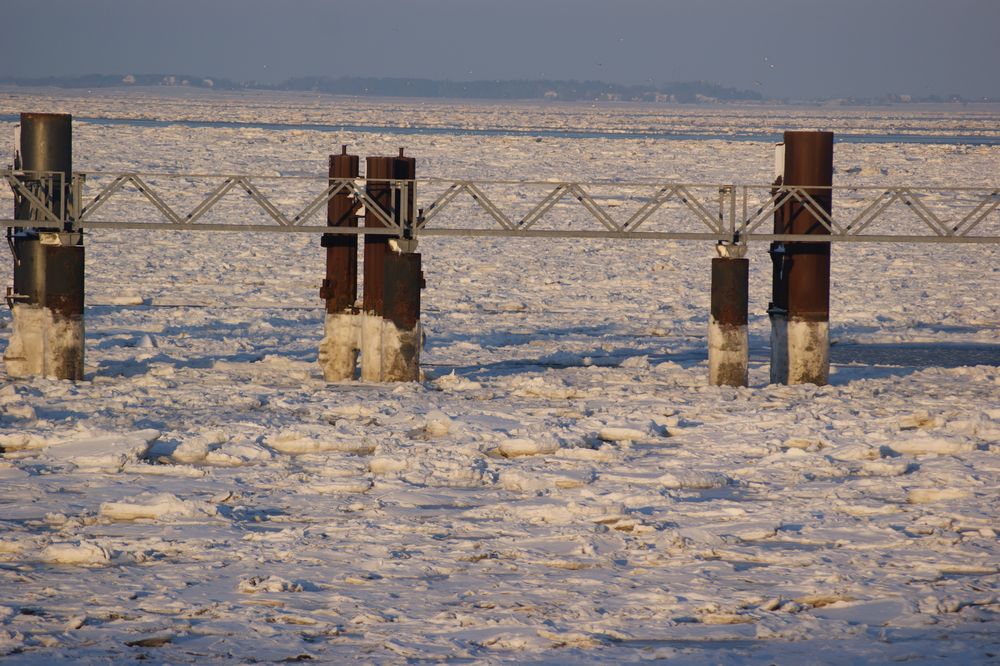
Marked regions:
[4,113,85,381]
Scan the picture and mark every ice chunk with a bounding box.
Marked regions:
[860,460,911,477]
[370,456,407,475]
[304,479,373,494]
[907,488,972,504]
[39,541,111,566]
[659,470,731,489]
[42,429,161,471]
[107,293,145,306]
[433,371,482,391]
[0,433,49,452]
[827,443,880,461]
[204,441,273,466]
[423,416,452,438]
[237,575,303,593]
[171,432,227,464]
[598,427,647,443]
[99,492,217,521]
[890,435,976,456]
[496,438,557,458]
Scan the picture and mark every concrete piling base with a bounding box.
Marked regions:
[708,317,748,387]
[377,317,422,382]
[769,314,829,385]
[4,303,84,380]
[356,314,421,382]
[359,314,384,382]
[786,318,829,385]
[317,313,360,381]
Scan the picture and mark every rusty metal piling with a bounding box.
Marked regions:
[317,146,361,381]
[360,150,422,381]
[360,155,392,381]
[4,113,84,380]
[380,150,422,381]
[709,244,749,387]
[769,131,833,385]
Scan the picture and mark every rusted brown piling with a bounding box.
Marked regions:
[4,113,85,380]
[363,156,392,320]
[360,150,423,381]
[360,155,392,381]
[769,131,833,385]
[709,245,749,387]
[317,146,361,381]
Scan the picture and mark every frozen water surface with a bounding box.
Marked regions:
[0,90,998,663]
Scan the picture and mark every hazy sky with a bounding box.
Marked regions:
[3,0,998,99]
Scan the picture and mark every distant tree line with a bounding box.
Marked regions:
[0,73,241,90]
[0,73,991,104]
[277,76,763,103]
[0,73,761,102]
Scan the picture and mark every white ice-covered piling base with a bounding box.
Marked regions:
[359,314,383,382]
[379,318,421,382]
[770,314,829,385]
[708,317,748,387]
[359,314,422,383]
[317,313,360,381]
[3,304,84,380]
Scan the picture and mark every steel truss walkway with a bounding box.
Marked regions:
[2,170,998,244]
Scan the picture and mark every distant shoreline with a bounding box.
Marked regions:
[3,85,1000,115]
[1,73,994,107]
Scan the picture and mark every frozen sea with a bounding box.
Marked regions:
[0,88,999,664]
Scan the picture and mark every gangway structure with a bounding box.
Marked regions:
[3,114,998,387]
[4,171,997,244]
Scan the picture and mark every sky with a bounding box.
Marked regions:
[2,0,998,100]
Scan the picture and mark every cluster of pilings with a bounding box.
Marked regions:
[317,147,424,382]
[3,113,834,388]
[708,130,833,388]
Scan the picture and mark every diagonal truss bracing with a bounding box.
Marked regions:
[1,170,998,244]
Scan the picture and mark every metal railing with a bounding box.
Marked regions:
[2,170,998,244]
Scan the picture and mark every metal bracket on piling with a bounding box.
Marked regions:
[5,286,29,309]
[38,231,83,247]
[768,242,788,281]
[390,205,419,254]
[715,241,747,259]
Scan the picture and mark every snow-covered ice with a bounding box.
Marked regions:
[0,90,998,663]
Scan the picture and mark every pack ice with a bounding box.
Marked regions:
[0,89,998,663]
